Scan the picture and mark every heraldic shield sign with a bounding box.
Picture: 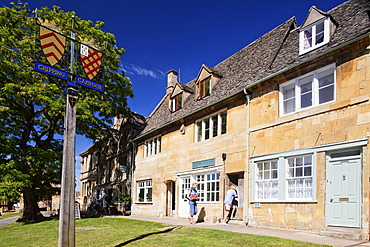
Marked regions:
[80,46,103,80]
[39,26,66,66]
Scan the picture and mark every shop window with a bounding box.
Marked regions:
[195,172,220,202]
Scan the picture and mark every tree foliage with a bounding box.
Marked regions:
[0,2,133,221]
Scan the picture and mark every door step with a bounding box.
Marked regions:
[320,226,365,241]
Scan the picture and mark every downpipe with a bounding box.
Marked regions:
[243,88,251,226]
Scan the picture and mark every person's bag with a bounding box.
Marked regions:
[189,195,197,200]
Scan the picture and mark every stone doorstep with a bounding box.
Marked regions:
[320,227,366,241]
[227,219,245,225]
[320,230,363,241]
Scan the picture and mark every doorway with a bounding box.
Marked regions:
[178,176,191,218]
[165,181,176,216]
[326,149,362,227]
[226,173,244,220]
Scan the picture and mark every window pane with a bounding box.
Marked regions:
[315,22,325,45]
[283,83,295,114]
[283,83,295,100]
[152,139,156,155]
[304,29,312,50]
[284,99,295,114]
[147,188,152,202]
[196,121,202,142]
[263,162,270,170]
[264,170,270,179]
[296,157,303,167]
[139,188,144,202]
[258,170,263,180]
[300,76,312,108]
[318,68,334,104]
[288,168,294,177]
[305,179,313,198]
[221,111,227,134]
[177,94,182,109]
[296,167,303,177]
[272,161,278,169]
[271,170,278,179]
[204,77,210,96]
[204,118,210,140]
[304,166,312,176]
[319,85,334,104]
[212,115,218,137]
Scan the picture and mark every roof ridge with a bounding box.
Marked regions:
[214,16,297,70]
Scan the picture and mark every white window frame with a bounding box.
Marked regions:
[255,160,279,200]
[252,153,316,203]
[176,165,223,203]
[286,155,313,200]
[251,139,369,203]
[143,136,161,158]
[195,172,220,203]
[170,93,182,112]
[299,17,330,55]
[195,110,227,142]
[279,63,336,116]
[137,179,152,203]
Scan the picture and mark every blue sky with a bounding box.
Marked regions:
[1,0,346,190]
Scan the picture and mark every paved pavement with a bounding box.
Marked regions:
[2,213,370,246]
[0,216,18,227]
[112,215,370,247]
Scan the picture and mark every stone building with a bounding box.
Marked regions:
[130,0,370,240]
[79,112,145,212]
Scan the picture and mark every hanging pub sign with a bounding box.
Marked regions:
[34,23,104,93]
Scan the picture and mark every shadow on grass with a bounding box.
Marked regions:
[114,226,179,246]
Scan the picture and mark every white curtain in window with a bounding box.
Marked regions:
[303,30,312,50]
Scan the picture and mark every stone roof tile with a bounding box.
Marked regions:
[137,0,370,138]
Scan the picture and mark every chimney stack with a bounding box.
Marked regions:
[166,70,178,95]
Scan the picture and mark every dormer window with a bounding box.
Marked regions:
[194,64,221,101]
[300,17,330,54]
[197,76,211,100]
[170,93,182,112]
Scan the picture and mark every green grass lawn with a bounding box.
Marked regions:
[0,217,330,247]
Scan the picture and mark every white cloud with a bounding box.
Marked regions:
[120,63,165,79]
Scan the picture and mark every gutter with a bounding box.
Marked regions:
[129,140,136,208]
[133,32,370,143]
[243,88,251,226]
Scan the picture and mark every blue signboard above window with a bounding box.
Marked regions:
[192,158,215,169]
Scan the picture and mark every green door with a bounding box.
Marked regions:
[326,150,361,227]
